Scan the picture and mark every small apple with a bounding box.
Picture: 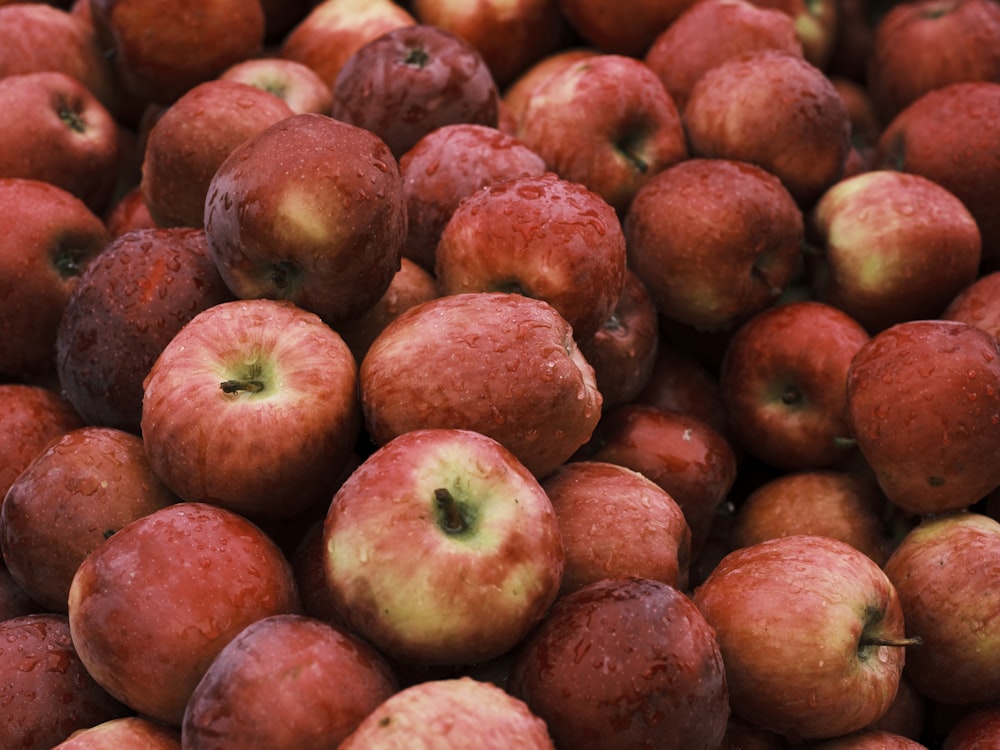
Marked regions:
[53,717,181,750]
[555,0,698,56]
[217,56,333,115]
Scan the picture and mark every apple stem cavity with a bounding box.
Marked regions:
[54,244,89,279]
[781,385,803,406]
[434,488,472,536]
[56,98,86,134]
[404,46,430,69]
[220,378,265,395]
[269,260,298,291]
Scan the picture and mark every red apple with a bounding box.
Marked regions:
[624,157,804,332]
[509,577,730,750]
[217,56,333,115]
[67,501,302,726]
[845,319,1000,516]
[555,0,699,56]
[808,729,931,749]
[693,534,918,742]
[942,270,1000,339]
[102,185,156,238]
[141,298,360,522]
[868,675,927,741]
[434,171,626,340]
[53,717,181,750]
[204,113,407,325]
[942,702,1000,749]
[182,614,399,748]
[751,0,839,70]
[501,46,600,133]
[330,24,500,160]
[516,53,688,214]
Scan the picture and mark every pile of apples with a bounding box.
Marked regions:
[3,0,1000,747]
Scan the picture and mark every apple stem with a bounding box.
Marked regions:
[781,385,803,405]
[861,635,923,648]
[434,488,466,534]
[220,379,265,394]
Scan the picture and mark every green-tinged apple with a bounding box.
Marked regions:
[942,702,1000,749]
[204,113,407,325]
[182,614,399,748]
[67,501,302,726]
[218,57,333,115]
[555,0,698,56]
[434,171,626,340]
[625,157,804,332]
[340,677,555,749]
[845,319,1000,516]
[323,428,564,666]
[752,0,839,70]
[806,170,982,333]
[693,534,919,742]
[516,53,688,214]
[942,270,1000,338]
[509,577,729,750]
[359,292,602,478]
[141,298,360,522]
[53,717,181,750]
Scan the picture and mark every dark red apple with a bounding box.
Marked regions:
[942,702,1000,749]
[555,0,698,56]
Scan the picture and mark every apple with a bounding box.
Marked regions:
[56,227,235,434]
[867,0,1000,125]
[508,577,730,750]
[751,0,840,70]
[217,56,333,115]
[830,75,883,171]
[0,425,178,613]
[182,614,399,748]
[718,300,871,470]
[102,185,156,238]
[624,157,804,332]
[0,178,110,380]
[324,427,564,666]
[330,24,501,160]
[692,534,919,742]
[339,677,556,749]
[541,460,691,596]
[884,512,1000,706]
[397,122,547,272]
[868,675,927,741]
[434,171,627,340]
[290,519,349,629]
[806,170,982,333]
[501,46,600,133]
[643,0,804,112]
[140,79,294,229]
[942,703,1000,749]
[516,53,689,214]
[0,71,121,214]
[67,501,302,726]
[942,270,1000,338]
[204,113,408,325]
[554,0,698,57]
[845,319,1000,516]
[141,298,361,522]
[358,292,602,478]
[0,613,128,749]
[807,729,931,749]
[53,717,181,750]
[683,48,852,208]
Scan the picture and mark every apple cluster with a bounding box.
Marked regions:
[3,0,1000,748]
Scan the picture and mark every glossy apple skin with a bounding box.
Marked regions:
[0,426,177,613]
[693,535,910,742]
[56,227,234,434]
[942,271,1000,338]
[324,428,565,666]
[204,113,407,325]
[217,57,333,115]
[868,675,926,741]
[509,577,729,750]
[846,320,1000,516]
[942,702,1000,749]
[624,158,803,332]
[67,501,302,727]
[502,46,600,132]
[517,53,689,215]
[683,49,851,208]
[884,513,1000,706]
[53,717,181,750]
[0,613,128,750]
[0,178,110,379]
[556,0,695,57]
[435,172,626,340]
[331,24,500,159]
[340,677,556,749]
[181,614,398,749]
[360,292,602,478]
[807,170,982,333]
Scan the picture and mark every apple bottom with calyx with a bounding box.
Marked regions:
[323,427,564,667]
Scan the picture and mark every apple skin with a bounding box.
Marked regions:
[683,48,852,208]
[340,677,556,749]
[53,717,181,750]
[181,614,399,748]
[884,512,1000,706]
[56,227,235,434]
[217,57,333,115]
[359,292,602,478]
[331,24,500,161]
[845,319,1000,516]
[509,577,730,750]
[516,53,689,215]
[398,122,547,272]
[0,613,129,750]
[0,178,110,380]
[808,729,931,749]
[719,300,871,470]
[942,270,1000,338]
[624,157,804,332]
[140,79,295,229]
[555,0,698,57]
[501,46,600,133]
[942,702,1000,749]
[806,170,982,333]
[67,501,302,727]
[692,534,914,742]
[324,427,565,666]
[434,171,627,341]
[102,185,156,238]
[0,426,178,614]
[141,298,361,522]
[204,113,407,325]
